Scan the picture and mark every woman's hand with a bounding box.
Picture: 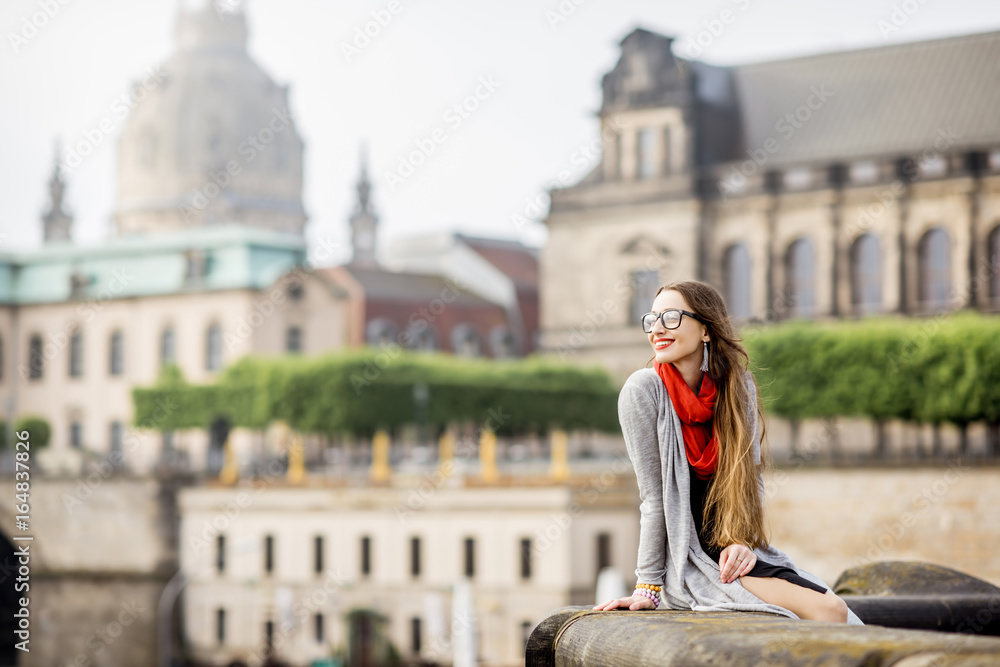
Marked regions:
[592,594,657,611]
[719,543,756,583]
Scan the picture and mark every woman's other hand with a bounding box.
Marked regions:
[719,543,756,583]
[592,594,657,611]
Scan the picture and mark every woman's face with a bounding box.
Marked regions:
[647,290,709,367]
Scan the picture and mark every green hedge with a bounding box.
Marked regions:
[745,310,1000,426]
[13,416,51,448]
[132,312,1000,438]
[133,349,621,437]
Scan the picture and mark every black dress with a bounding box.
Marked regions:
[688,463,827,595]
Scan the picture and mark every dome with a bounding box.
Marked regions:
[114,2,306,236]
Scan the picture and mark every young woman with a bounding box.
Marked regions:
[594,280,861,624]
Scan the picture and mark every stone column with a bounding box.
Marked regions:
[897,184,911,314]
[829,172,845,317]
[479,428,497,482]
[370,429,390,482]
[765,193,779,320]
[967,163,983,309]
[549,429,569,481]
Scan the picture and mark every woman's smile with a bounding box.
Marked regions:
[653,337,675,350]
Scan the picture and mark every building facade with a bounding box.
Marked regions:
[179,480,638,666]
[541,28,1000,384]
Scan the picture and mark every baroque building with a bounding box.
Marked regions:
[541,28,1000,384]
[114,2,306,235]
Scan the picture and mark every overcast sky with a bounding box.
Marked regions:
[2,0,999,264]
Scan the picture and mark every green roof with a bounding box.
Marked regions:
[0,225,306,305]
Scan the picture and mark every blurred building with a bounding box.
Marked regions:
[179,479,637,667]
[0,1,351,473]
[542,28,1000,383]
[324,161,540,359]
[0,2,538,472]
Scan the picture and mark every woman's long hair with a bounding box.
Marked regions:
[646,280,770,551]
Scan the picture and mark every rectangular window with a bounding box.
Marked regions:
[522,620,534,650]
[315,613,324,643]
[596,533,612,575]
[314,536,324,575]
[520,538,532,580]
[264,535,274,575]
[216,608,225,644]
[216,534,225,574]
[206,325,221,371]
[69,332,83,377]
[286,326,302,353]
[162,431,175,453]
[265,620,274,648]
[361,536,371,576]
[637,128,658,179]
[411,537,421,577]
[70,421,82,449]
[109,331,124,376]
[464,537,475,578]
[28,336,43,380]
[411,617,422,654]
[110,421,123,455]
[160,328,175,367]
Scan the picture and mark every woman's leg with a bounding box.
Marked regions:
[738,576,849,623]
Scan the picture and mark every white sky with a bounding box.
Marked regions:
[2,0,1000,264]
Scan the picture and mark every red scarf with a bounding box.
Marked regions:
[654,361,718,479]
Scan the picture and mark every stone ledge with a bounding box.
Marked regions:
[528,606,1000,666]
[527,562,1000,666]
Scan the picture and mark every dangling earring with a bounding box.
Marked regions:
[700,341,709,373]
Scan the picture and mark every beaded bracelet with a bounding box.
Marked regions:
[634,588,660,607]
[636,583,662,593]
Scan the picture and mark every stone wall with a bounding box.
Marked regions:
[762,466,1000,589]
[0,477,178,667]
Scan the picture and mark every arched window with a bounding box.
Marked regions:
[109,330,124,376]
[785,238,815,318]
[205,324,222,371]
[918,227,951,311]
[69,330,83,377]
[285,326,302,353]
[28,335,43,379]
[403,321,437,352]
[161,327,176,367]
[365,318,398,348]
[989,225,1000,304]
[850,234,882,315]
[451,323,481,357]
[722,244,751,320]
[490,325,515,359]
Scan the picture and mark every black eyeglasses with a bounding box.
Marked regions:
[641,309,706,333]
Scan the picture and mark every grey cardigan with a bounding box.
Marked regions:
[619,367,864,624]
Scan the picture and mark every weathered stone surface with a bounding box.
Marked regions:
[836,562,1000,635]
[528,606,1000,666]
[834,561,1000,597]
